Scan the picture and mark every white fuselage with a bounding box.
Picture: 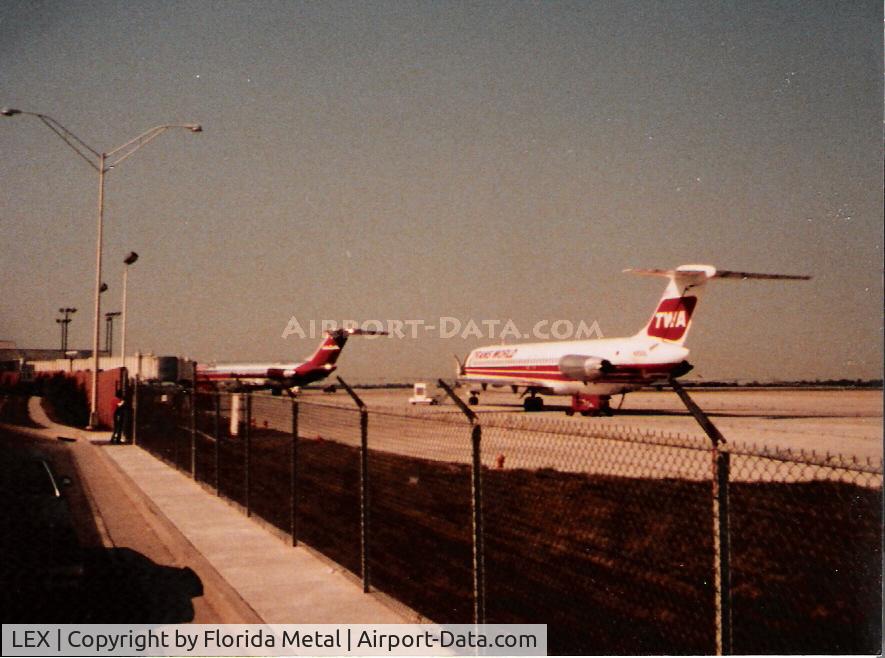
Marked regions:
[462,336,690,396]
[195,360,332,391]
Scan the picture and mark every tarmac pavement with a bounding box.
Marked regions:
[11,397,408,624]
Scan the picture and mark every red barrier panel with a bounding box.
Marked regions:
[31,367,128,430]
[73,368,128,429]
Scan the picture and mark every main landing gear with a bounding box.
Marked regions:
[523,395,544,412]
[566,394,613,417]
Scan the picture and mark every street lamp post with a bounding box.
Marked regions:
[120,251,139,360]
[2,107,201,428]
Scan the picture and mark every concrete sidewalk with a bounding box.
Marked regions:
[19,397,410,624]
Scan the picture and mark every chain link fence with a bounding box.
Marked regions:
[479,416,715,654]
[133,382,882,654]
[366,409,475,623]
[726,444,882,654]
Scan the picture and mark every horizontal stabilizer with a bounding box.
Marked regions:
[344,327,389,336]
[328,327,389,337]
[625,265,811,281]
[629,264,810,345]
[625,267,682,277]
[711,270,811,281]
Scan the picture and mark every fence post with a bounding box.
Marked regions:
[715,449,732,654]
[172,390,180,468]
[131,378,139,446]
[438,379,486,625]
[230,393,241,436]
[190,387,197,479]
[214,393,221,495]
[244,392,252,516]
[670,377,732,655]
[337,376,370,593]
[290,396,299,547]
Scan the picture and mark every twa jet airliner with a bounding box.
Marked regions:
[456,264,809,415]
[196,328,385,395]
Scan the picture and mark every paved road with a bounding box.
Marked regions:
[1,398,257,623]
[2,395,408,624]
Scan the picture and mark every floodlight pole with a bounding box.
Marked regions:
[1,107,201,429]
[120,257,128,359]
[90,152,106,418]
[104,311,121,356]
[56,319,65,351]
[121,251,139,359]
[56,307,76,351]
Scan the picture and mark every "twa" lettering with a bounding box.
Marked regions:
[646,296,697,340]
[653,310,687,329]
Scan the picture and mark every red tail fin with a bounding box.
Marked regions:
[628,265,714,345]
[303,331,349,368]
[645,296,698,341]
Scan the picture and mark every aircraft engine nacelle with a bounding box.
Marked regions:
[558,354,613,381]
[266,368,286,380]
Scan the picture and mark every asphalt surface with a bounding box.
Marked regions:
[0,395,407,624]
[245,389,883,484]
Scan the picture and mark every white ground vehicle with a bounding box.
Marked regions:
[408,382,438,405]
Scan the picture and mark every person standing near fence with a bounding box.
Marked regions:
[111,390,128,444]
[120,388,133,443]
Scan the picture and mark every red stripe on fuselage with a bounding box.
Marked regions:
[464,362,681,383]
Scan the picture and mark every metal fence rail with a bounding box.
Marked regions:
[133,382,883,655]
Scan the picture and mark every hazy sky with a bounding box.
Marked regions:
[1,1,882,382]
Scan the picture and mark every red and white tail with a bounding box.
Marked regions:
[303,331,349,369]
[302,327,390,369]
[626,264,810,346]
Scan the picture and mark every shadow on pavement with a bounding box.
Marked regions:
[2,547,203,623]
[0,424,204,623]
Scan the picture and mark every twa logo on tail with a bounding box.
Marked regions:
[647,297,697,341]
